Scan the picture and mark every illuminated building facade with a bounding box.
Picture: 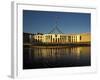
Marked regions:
[33,33,90,44]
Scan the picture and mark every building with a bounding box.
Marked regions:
[33,33,90,44]
[23,32,34,44]
[23,26,90,45]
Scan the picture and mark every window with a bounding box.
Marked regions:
[55,34,57,37]
[80,36,82,40]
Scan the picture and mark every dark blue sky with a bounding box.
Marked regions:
[23,10,90,34]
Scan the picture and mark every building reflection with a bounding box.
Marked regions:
[27,46,90,60]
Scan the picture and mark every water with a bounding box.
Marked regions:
[23,46,91,69]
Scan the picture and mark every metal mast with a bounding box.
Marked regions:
[49,16,63,34]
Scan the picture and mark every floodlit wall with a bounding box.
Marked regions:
[79,33,91,43]
[33,33,90,43]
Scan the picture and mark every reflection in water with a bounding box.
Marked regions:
[23,46,90,69]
